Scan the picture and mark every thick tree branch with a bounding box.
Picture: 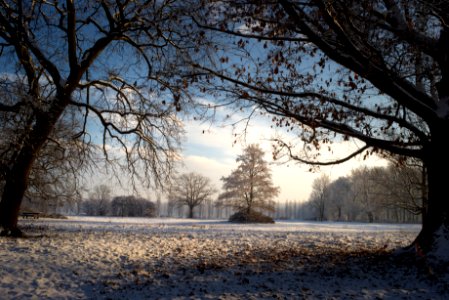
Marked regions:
[66,0,78,73]
[381,0,439,58]
[275,139,370,166]
[0,102,22,113]
[251,95,422,158]
[197,64,428,144]
[278,0,438,122]
[192,16,309,42]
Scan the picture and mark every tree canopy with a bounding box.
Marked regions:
[218,144,279,215]
[168,172,216,218]
[1,0,449,258]
[0,0,200,235]
[193,0,449,255]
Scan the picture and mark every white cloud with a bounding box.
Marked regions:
[84,103,389,203]
[180,110,389,203]
[180,155,231,189]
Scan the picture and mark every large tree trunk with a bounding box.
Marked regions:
[414,124,449,256]
[413,29,449,260]
[0,145,40,236]
[0,110,64,236]
[188,205,194,218]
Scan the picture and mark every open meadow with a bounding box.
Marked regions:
[0,217,447,299]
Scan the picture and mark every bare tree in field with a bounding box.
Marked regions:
[308,174,330,221]
[0,1,200,235]
[110,195,155,217]
[218,144,279,216]
[350,167,385,223]
[169,172,216,218]
[327,177,351,221]
[0,83,89,214]
[18,123,84,214]
[88,185,112,216]
[193,0,449,254]
[371,161,424,222]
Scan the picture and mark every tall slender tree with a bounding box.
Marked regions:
[308,174,330,221]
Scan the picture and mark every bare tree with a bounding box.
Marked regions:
[110,195,155,217]
[218,144,279,215]
[0,82,90,214]
[306,165,422,223]
[0,1,200,235]
[193,0,449,253]
[327,177,351,221]
[372,161,423,222]
[169,172,216,218]
[350,167,385,223]
[308,174,330,221]
[89,185,112,216]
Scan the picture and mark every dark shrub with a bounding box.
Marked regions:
[229,210,275,224]
[41,213,68,219]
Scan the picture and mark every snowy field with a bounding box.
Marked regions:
[1,217,448,299]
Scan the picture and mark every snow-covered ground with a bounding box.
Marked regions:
[0,217,447,299]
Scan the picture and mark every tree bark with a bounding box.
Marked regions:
[188,205,194,218]
[0,107,65,236]
[421,29,449,247]
[414,123,449,252]
[0,145,41,236]
[0,151,34,236]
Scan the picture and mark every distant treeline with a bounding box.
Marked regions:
[160,163,423,224]
[82,195,156,218]
[32,162,423,224]
[289,163,423,223]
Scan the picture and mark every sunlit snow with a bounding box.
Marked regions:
[1,217,447,299]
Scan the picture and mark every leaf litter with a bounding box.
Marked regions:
[0,217,447,299]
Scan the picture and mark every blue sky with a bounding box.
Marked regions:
[0,2,393,206]
[64,24,391,202]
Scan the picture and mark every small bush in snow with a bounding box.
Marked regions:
[41,213,68,219]
[229,210,275,224]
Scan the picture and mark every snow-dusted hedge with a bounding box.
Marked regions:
[229,210,275,223]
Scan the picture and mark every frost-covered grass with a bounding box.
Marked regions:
[0,217,448,299]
